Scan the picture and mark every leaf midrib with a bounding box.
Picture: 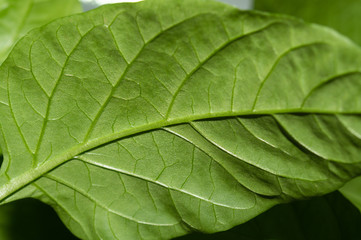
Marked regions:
[0,109,360,202]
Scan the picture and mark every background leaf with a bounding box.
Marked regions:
[0,0,361,239]
[0,0,82,64]
[254,0,361,45]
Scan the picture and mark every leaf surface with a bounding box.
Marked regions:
[0,0,82,64]
[0,0,361,239]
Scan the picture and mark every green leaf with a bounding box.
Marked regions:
[0,0,82,64]
[254,0,361,46]
[0,0,361,239]
[176,191,361,240]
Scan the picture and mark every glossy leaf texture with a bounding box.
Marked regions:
[254,0,361,46]
[0,0,82,63]
[0,0,361,239]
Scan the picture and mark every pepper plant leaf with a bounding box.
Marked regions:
[0,0,361,239]
[0,0,82,64]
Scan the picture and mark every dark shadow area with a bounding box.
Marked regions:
[0,198,78,240]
